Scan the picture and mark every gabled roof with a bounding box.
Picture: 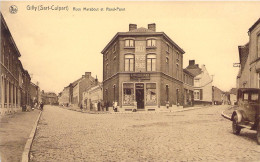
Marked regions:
[185,67,202,77]
[183,69,195,77]
[249,18,260,32]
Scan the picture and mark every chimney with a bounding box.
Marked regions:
[129,24,137,31]
[189,60,195,66]
[85,72,91,78]
[148,23,156,31]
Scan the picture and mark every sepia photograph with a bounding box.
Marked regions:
[0,1,260,161]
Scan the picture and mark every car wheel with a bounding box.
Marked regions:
[257,122,260,145]
[232,114,241,135]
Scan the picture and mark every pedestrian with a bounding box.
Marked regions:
[40,102,44,111]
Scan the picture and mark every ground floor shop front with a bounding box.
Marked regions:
[103,73,184,112]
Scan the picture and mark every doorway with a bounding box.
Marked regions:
[135,83,144,109]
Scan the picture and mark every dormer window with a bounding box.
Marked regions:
[125,39,134,47]
[147,39,156,47]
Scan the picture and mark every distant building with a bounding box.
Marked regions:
[101,23,185,111]
[82,83,103,111]
[41,92,58,105]
[212,86,223,105]
[185,60,213,105]
[237,18,260,88]
[59,72,99,108]
[183,69,194,107]
[229,88,237,105]
[29,82,40,106]
[0,13,31,115]
[58,86,70,106]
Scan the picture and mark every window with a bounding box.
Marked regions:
[243,93,249,100]
[194,90,200,100]
[113,85,116,101]
[147,39,156,47]
[125,54,134,71]
[166,85,169,101]
[176,64,179,79]
[166,57,169,73]
[251,93,258,101]
[106,64,109,78]
[147,54,156,71]
[146,83,157,105]
[166,44,170,53]
[113,44,116,53]
[194,79,199,87]
[258,73,260,88]
[125,39,134,47]
[105,51,108,60]
[123,83,134,106]
[257,34,260,57]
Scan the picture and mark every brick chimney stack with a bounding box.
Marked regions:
[189,60,195,66]
[129,24,137,31]
[85,72,91,78]
[148,23,156,31]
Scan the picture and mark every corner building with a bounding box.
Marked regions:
[101,24,185,111]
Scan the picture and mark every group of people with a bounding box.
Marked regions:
[32,102,44,111]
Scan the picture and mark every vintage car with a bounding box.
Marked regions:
[230,88,260,144]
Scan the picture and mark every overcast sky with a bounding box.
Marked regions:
[1,1,260,94]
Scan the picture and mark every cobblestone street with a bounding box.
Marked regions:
[30,105,260,161]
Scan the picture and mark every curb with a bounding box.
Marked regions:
[21,110,42,162]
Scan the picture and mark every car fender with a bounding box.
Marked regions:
[231,110,245,123]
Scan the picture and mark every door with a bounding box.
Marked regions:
[136,83,144,109]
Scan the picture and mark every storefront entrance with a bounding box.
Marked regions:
[135,83,144,109]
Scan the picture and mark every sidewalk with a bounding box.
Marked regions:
[0,110,40,162]
[59,105,225,114]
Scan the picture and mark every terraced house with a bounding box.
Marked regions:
[101,23,185,111]
[237,18,260,88]
[0,13,31,115]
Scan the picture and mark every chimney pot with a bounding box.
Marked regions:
[148,23,156,31]
[129,24,137,31]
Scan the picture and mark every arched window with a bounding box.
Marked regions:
[147,54,156,71]
[124,54,134,71]
[147,39,156,47]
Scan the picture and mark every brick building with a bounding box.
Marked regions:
[183,69,194,107]
[237,18,260,88]
[185,60,213,105]
[101,23,185,111]
[0,13,31,115]
[82,83,102,111]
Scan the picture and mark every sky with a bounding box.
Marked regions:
[1,1,260,94]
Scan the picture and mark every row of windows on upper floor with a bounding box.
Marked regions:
[105,54,181,79]
[105,39,181,59]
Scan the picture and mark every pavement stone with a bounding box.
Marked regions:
[0,110,40,162]
[30,105,260,161]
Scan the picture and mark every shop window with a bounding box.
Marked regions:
[125,54,135,71]
[146,83,157,105]
[123,83,134,106]
[125,39,134,47]
[147,39,156,47]
[147,54,156,71]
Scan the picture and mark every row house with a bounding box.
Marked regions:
[59,72,99,107]
[183,69,194,107]
[0,13,31,115]
[101,23,185,111]
[212,86,224,105]
[82,82,102,111]
[237,18,260,88]
[29,82,41,106]
[185,60,213,105]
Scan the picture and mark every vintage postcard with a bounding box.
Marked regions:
[0,1,260,161]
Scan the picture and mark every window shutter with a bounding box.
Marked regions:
[200,89,203,100]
